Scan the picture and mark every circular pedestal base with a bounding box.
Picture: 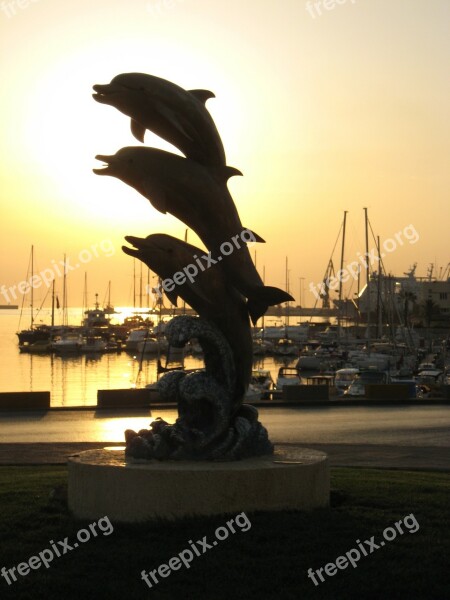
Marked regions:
[68,446,329,522]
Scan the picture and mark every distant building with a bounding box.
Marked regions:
[420,280,450,316]
[334,263,450,326]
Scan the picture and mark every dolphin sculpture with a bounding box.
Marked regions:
[94,147,293,323]
[92,72,226,166]
[122,233,253,405]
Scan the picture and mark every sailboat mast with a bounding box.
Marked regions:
[364,207,371,353]
[182,229,188,315]
[262,265,265,336]
[158,277,163,328]
[377,235,383,338]
[82,272,87,322]
[285,256,290,329]
[30,245,34,329]
[338,211,348,333]
[133,260,136,309]
[51,279,55,330]
[139,262,143,308]
[63,253,69,326]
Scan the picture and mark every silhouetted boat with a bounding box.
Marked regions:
[52,333,83,353]
[276,367,301,389]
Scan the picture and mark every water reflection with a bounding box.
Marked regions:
[92,415,156,441]
[9,349,300,408]
[2,311,297,408]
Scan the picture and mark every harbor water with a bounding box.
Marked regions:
[0,308,296,407]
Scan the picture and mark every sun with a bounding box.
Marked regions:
[18,40,245,232]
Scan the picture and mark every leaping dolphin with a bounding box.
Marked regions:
[94,147,293,323]
[122,233,253,406]
[92,72,226,166]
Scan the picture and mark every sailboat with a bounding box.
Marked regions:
[135,280,169,355]
[17,246,56,350]
[252,263,274,355]
[273,257,299,356]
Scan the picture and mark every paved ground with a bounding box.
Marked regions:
[0,442,448,471]
[1,405,448,471]
[1,405,450,446]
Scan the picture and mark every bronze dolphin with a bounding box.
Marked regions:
[94,147,293,323]
[92,72,225,166]
[122,233,253,405]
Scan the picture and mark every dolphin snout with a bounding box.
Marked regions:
[124,235,147,249]
[92,82,124,103]
[122,236,149,259]
[93,154,114,175]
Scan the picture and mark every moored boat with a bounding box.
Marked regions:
[276,367,301,390]
[334,368,359,395]
[296,355,321,371]
[273,338,299,356]
[80,335,108,353]
[125,328,150,351]
[52,333,83,353]
[136,336,169,355]
[20,339,52,354]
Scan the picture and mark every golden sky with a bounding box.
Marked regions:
[0,0,448,309]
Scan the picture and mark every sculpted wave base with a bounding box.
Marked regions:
[68,446,330,522]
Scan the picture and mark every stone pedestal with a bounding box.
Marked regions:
[68,446,329,522]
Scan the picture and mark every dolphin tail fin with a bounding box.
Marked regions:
[247,287,294,325]
[188,89,216,104]
[244,229,265,243]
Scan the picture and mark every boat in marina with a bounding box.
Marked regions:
[125,327,151,351]
[20,339,52,354]
[255,325,308,342]
[80,335,108,353]
[52,332,84,353]
[296,353,321,371]
[273,338,299,356]
[276,367,301,390]
[18,324,54,349]
[245,383,263,402]
[250,369,274,396]
[136,336,169,354]
[252,338,274,355]
[343,368,390,396]
[334,368,360,395]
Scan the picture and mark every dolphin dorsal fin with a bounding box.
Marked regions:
[214,166,243,181]
[188,89,215,104]
[131,119,146,143]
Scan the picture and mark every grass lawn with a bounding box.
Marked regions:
[0,466,448,599]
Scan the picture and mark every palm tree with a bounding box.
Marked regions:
[398,289,417,327]
[420,299,440,351]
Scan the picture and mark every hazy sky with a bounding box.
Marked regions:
[1,0,448,310]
